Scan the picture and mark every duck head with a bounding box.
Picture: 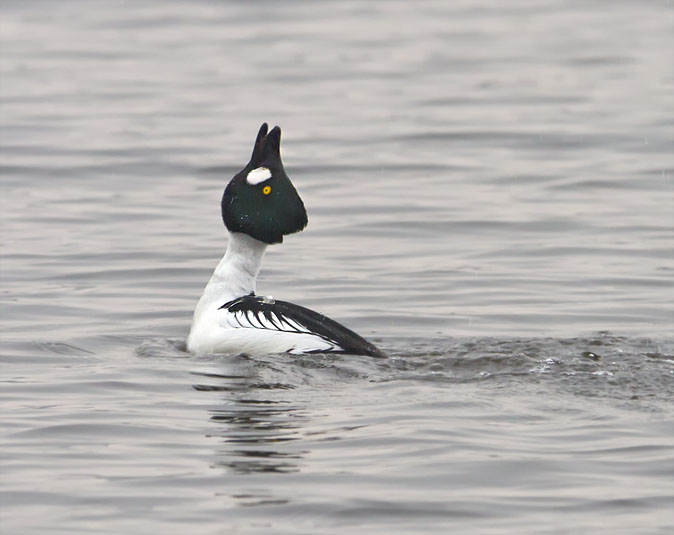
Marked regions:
[221,123,308,244]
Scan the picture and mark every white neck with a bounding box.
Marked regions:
[206,232,268,300]
[190,232,268,329]
[188,232,268,350]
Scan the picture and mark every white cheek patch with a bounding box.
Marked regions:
[246,167,272,185]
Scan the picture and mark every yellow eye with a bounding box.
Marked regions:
[262,185,271,195]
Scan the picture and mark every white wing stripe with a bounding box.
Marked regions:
[268,312,283,330]
[256,312,277,330]
[220,302,343,348]
[228,308,306,334]
[283,317,306,333]
[235,311,247,328]
[248,311,265,329]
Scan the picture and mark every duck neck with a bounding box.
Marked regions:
[209,232,268,299]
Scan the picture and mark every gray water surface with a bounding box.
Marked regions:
[1,1,673,534]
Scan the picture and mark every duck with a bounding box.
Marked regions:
[186,123,384,358]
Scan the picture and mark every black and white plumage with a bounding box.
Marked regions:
[186,123,384,357]
[220,294,384,357]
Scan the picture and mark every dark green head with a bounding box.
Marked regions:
[221,123,308,244]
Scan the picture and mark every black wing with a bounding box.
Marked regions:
[220,295,385,358]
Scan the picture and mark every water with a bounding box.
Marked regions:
[1,1,673,533]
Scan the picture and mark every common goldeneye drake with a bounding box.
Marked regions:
[187,123,384,357]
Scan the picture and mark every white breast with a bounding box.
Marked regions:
[187,232,342,356]
[188,306,339,356]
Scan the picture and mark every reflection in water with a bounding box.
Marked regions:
[191,367,307,476]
